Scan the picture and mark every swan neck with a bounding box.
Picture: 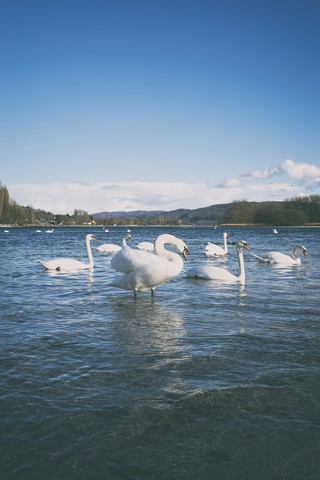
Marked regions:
[154,235,178,262]
[223,234,228,253]
[86,237,94,267]
[154,236,168,258]
[292,247,300,259]
[237,247,245,281]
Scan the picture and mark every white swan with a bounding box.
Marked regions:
[38,234,97,271]
[46,228,54,233]
[186,240,250,283]
[205,232,228,256]
[110,233,188,294]
[251,245,307,265]
[136,241,154,251]
[94,235,131,253]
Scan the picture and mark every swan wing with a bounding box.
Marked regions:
[267,251,300,264]
[205,243,225,256]
[111,256,183,292]
[204,242,227,257]
[111,246,156,273]
[136,241,154,251]
[38,258,87,270]
[186,265,237,281]
[95,243,121,253]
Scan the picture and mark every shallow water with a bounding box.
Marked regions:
[1,226,319,479]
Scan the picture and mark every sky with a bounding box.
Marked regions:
[1,0,320,214]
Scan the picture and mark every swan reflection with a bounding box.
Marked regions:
[108,296,192,397]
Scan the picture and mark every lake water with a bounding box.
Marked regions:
[1,225,319,480]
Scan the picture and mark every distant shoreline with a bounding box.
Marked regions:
[1,223,320,229]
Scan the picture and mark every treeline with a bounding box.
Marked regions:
[222,196,320,226]
[0,183,35,225]
[0,183,89,226]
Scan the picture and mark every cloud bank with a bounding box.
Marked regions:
[8,159,320,215]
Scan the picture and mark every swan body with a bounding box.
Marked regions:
[46,229,54,233]
[38,234,97,271]
[186,240,249,283]
[136,241,154,251]
[205,232,228,256]
[94,235,131,253]
[110,233,188,294]
[251,245,307,265]
[272,229,278,234]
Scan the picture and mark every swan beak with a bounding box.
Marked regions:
[244,244,250,251]
[182,248,188,261]
[303,250,307,256]
[93,237,97,241]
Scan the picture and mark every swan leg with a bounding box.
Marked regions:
[151,287,155,296]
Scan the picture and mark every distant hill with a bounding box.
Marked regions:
[92,210,165,220]
[91,204,230,225]
[91,197,320,226]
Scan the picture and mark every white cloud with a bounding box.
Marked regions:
[8,159,320,214]
[242,158,320,183]
[243,165,279,180]
[280,158,320,179]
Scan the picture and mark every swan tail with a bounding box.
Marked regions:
[110,274,133,291]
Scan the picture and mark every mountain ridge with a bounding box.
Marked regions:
[91,203,231,224]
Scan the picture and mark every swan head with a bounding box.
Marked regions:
[182,245,188,261]
[237,240,250,251]
[176,240,188,260]
[300,245,307,256]
[123,234,131,245]
[87,234,97,242]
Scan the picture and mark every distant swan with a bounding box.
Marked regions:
[94,235,131,253]
[136,241,154,251]
[272,229,278,234]
[186,240,250,284]
[46,228,54,233]
[110,233,188,294]
[251,245,307,265]
[205,232,228,256]
[38,234,97,271]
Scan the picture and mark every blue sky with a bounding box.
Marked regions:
[1,0,320,214]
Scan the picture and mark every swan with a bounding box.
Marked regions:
[38,234,97,271]
[251,245,307,265]
[205,232,228,256]
[94,235,131,253]
[272,229,278,234]
[136,241,154,251]
[110,233,188,294]
[186,240,250,284]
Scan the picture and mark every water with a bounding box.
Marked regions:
[1,226,319,480]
